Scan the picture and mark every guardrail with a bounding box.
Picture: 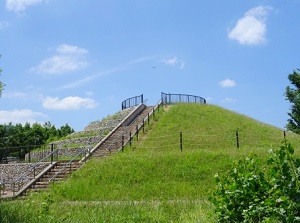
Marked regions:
[109,100,163,153]
[49,146,91,184]
[121,94,144,110]
[9,147,60,195]
[161,92,206,105]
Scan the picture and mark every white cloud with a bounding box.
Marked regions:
[221,97,236,103]
[219,79,236,88]
[42,96,96,110]
[6,0,44,12]
[163,57,185,69]
[228,6,272,45]
[32,44,89,75]
[0,109,47,125]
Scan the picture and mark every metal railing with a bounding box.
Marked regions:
[9,147,59,195]
[161,92,206,105]
[0,143,57,163]
[49,146,91,184]
[121,94,144,110]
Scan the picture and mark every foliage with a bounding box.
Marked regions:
[210,142,300,222]
[285,69,300,134]
[0,122,74,160]
[1,104,300,222]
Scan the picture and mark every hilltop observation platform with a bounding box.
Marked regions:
[121,93,206,110]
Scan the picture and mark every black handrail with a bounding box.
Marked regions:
[161,92,206,105]
[121,94,144,110]
[48,146,90,184]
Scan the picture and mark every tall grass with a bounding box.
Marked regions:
[1,103,300,222]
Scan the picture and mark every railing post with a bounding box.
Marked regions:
[148,113,150,125]
[236,130,240,149]
[129,131,132,147]
[136,125,139,141]
[180,132,183,152]
[122,134,124,152]
[28,146,31,163]
[143,119,145,133]
[51,143,54,164]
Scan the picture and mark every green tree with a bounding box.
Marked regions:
[285,69,300,134]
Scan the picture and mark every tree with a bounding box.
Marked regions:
[285,69,300,134]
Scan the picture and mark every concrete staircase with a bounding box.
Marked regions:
[15,104,158,197]
[91,106,155,158]
[19,161,83,196]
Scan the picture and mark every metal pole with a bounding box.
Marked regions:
[122,135,124,152]
[236,130,240,149]
[51,143,54,164]
[180,132,183,152]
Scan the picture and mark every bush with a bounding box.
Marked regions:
[210,142,300,222]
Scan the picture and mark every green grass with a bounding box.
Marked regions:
[1,103,300,222]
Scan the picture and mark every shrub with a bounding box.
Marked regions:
[210,142,300,222]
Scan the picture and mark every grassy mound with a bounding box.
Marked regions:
[1,104,300,222]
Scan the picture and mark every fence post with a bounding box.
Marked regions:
[129,131,132,147]
[283,130,286,140]
[148,113,150,125]
[143,119,145,133]
[28,146,31,163]
[136,125,139,141]
[180,132,183,152]
[51,143,54,164]
[122,135,124,152]
[236,130,240,149]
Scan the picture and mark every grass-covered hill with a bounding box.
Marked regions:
[1,103,300,222]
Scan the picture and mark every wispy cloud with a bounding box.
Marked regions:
[221,97,236,103]
[127,56,155,65]
[228,6,272,45]
[6,0,44,12]
[32,44,89,75]
[58,68,125,90]
[42,96,96,110]
[219,79,236,88]
[163,57,185,69]
[0,109,48,124]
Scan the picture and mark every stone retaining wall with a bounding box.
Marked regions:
[25,147,89,162]
[0,162,49,191]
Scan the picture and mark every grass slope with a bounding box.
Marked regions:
[1,104,300,222]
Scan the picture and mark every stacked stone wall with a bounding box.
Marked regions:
[0,162,49,191]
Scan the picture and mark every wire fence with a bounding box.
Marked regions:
[125,129,298,152]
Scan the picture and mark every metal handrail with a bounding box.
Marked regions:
[121,94,144,110]
[48,146,90,184]
[161,92,206,105]
[9,148,59,193]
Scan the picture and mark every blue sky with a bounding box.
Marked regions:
[0,0,299,131]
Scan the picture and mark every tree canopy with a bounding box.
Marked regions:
[285,69,300,134]
[0,122,74,160]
